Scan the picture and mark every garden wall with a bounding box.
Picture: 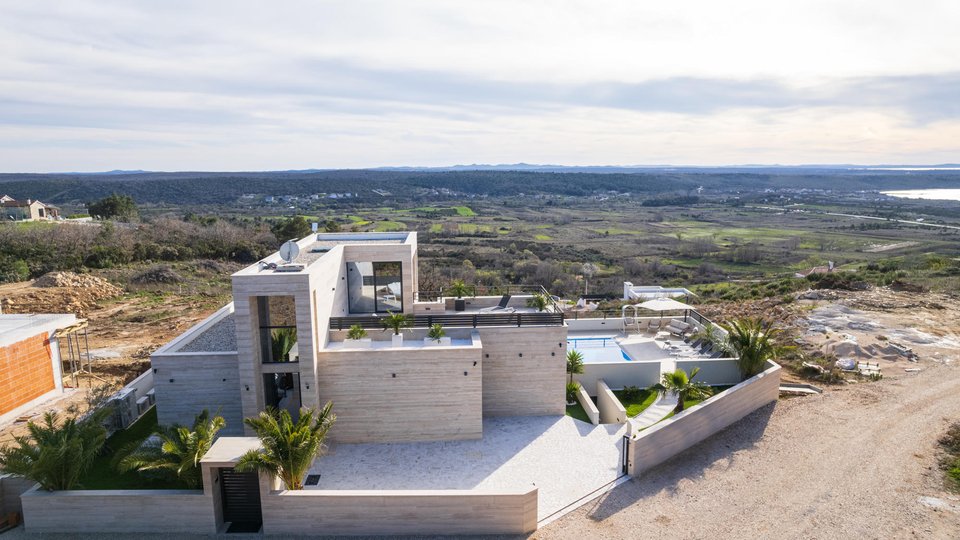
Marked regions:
[260,486,538,536]
[575,384,599,425]
[151,352,243,435]
[0,474,35,517]
[595,379,626,424]
[675,358,741,386]
[575,360,661,394]
[20,487,214,534]
[628,360,781,476]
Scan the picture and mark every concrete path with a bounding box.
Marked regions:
[630,390,678,429]
[308,415,627,520]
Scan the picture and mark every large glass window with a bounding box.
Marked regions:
[347,261,403,313]
[263,373,301,420]
[257,296,298,363]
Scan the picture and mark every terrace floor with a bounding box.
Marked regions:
[308,415,628,521]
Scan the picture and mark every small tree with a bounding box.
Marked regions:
[655,367,713,414]
[566,349,584,384]
[87,193,138,221]
[324,219,341,233]
[447,279,470,299]
[235,403,336,490]
[427,323,446,342]
[526,293,549,312]
[382,311,411,336]
[271,216,312,242]
[0,408,110,491]
[117,410,225,488]
[346,324,367,340]
[724,318,785,379]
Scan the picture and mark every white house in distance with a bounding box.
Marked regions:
[0,195,60,221]
[151,231,566,443]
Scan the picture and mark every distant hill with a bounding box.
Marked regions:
[0,167,958,206]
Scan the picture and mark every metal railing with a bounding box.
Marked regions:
[330,312,565,330]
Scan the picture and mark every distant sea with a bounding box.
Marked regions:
[882,189,960,202]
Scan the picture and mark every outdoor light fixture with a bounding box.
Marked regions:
[245,385,250,391]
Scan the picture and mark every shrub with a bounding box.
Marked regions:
[566,381,581,403]
[622,385,641,400]
[427,323,446,342]
[346,325,367,340]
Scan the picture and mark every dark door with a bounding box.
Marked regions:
[220,468,262,533]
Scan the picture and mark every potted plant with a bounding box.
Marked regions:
[345,324,372,348]
[527,293,549,312]
[566,381,581,406]
[424,323,451,346]
[382,311,411,347]
[448,279,470,311]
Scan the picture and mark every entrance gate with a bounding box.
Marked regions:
[219,468,262,533]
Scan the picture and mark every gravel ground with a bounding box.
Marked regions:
[178,313,236,352]
[538,362,960,540]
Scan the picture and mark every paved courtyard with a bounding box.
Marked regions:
[309,415,628,520]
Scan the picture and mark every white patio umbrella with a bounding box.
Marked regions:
[636,297,694,323]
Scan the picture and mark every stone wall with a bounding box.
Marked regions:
[477,325,567,416]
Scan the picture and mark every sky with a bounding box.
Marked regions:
[1,0,960,172]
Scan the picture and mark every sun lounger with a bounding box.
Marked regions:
[479,294,513,313]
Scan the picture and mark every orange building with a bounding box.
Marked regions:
[0,314,75,425]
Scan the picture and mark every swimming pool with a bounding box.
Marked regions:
[567,337,632,363]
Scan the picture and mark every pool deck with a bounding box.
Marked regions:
[308,416,627,521]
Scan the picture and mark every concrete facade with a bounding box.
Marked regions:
[478,325,567,417]
[152,352,243,434]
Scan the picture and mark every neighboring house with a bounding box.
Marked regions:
[795,261,835,278]
[0,313,76,426]
[623,282,695,301]
[152,231,566,442]
[0,195,60,221]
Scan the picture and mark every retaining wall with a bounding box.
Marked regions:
[675,358,741,386]
[260,487,538,536]
[596,379,626,424]
[628,361,780,475]
[20,487,214,534]
[575,383,600,425]
[575,361,661,393]
[0,474,35,517]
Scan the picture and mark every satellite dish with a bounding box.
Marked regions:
[279,241,300,263]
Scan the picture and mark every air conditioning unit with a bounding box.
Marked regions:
[110,388,139,429]
[146,388,156,405]
[136,396,151,416]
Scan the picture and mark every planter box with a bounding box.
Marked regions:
[454,299,466,311]
[344,338,372,348]
[423,337,452,346]
[391,334,404,347]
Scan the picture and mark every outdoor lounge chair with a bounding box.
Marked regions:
[479,294,514,313]
[666,319,692,336]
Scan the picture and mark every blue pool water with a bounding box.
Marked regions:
[567,337,632,363]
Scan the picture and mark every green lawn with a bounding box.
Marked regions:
[613,388,658,417]
[373,220,406,232]
[452,206,476,217]
[565,401,591,423]
[78,407,188,490]
[534,234,553,241]
[661,385,734,422]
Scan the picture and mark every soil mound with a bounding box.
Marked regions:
[2,272,124,317]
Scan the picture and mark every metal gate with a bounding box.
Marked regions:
[219,468,262,533]
[621,435,630,475]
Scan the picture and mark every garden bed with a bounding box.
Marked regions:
[565,402,591,423]
[613,388,658,417]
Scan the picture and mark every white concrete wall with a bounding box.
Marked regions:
[596,379,626,424]
[477,326,567,417]
[575,383,600,425]
[675,358,742,386]
[20,487,214,534]
[575,361,662,394]
[260,486,538,536]
[0,474,35,517]
[628,361,781,476]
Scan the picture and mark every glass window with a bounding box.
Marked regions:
[257,296,299,363]
[263,373,301,420]
[347,261,403,313]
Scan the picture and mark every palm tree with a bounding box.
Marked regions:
[526,293,549,312]
[566,349,584,384]
[382,311,411,336]
[447,279,470,299]
[655,367,713,414]
[724,318,784,379]
[271,327,297,362]
[116,410,225,488]
[235,403,336,490]
[0,408,110,491]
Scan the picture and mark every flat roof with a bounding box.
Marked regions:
[0,313,77,347]
[236,231,415,276]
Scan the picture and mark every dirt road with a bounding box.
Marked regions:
[540,363,960,539]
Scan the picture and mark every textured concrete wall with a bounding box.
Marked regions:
[478,325,567,417]
[315,340,483,443]
[575,384,600,425]
[152,352,243,435]
[628,361,781,476]
[596,379,626,424]
[675,358,741,386]
[260,487,538,536]
[575,361,662,394]
[0,332,55,415]
[20,487,214,534]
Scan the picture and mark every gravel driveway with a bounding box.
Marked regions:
[539,362,960,540]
